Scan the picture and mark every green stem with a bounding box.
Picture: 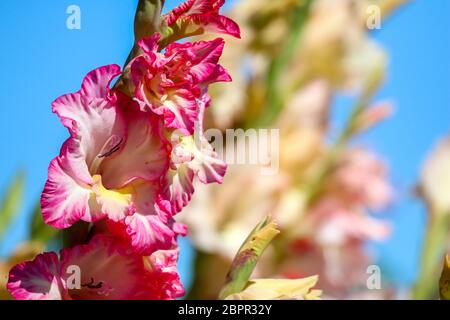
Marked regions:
[412,213,450,300]
[114,0,165,93]
[254,0,314,128]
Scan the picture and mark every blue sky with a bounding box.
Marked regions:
[0,0,448,291]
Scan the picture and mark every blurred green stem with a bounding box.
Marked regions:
[0,172,25,241]
[280,63,383,247]
[303,88,372,206]
[115,0,165,93]
[412,212,450,300]
[254,0,314,128]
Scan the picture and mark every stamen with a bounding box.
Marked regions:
[97,136,123,158]
[89,135,124,174]
[98,137,124,158]
[81,277,103,289]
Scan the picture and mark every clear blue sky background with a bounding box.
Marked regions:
[0,0,448,292]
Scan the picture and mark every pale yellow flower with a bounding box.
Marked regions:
[225,276,321,300]
[439,255,450,300]
[419,137,450,215]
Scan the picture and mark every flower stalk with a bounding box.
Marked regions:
[254,0,314,128]
[412,212,450,299]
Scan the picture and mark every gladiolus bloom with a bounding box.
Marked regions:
[41,65,176,254]
[7,235,184,300]
[131,33,231,135]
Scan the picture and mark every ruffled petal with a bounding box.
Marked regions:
[41,155,96,229]
[145,249,185,299]
[189,14,241,39]
[165,39,226,84]
[165,0,224,23]
[137,33,161,56]
[52,66,126,168]
[164,0,240,38]
[106,182,177,255]
[108,214,175,256]
[175,98,227,184]
[158,89,198,135]
[7,252,66,300]
[99,103,169,189]
[80,64,121,99]
[157,164,195,216]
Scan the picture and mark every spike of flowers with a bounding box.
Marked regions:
[8,0,238,300]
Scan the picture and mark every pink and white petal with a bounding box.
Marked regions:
[56,135,93,187]
[164,0,198,25]
[137,34,161,55]
[165,39,226,83]
[165,0,225,24]
[189,14,241,38]
[172,221,189,236]
[189,136,227,184]
[60,235,155,300]
[105,179,175,255]
[164,0,240,38]
[159,89,198,135]
[130,57,151,92]
[52,93,84,137]
[99,109,169,189]
[107,214,175,256]
[157,164,195,216]
[183,99,227,184]
[7,252,66,300]
[41,156,97,229]
[52,81,127,168]
[146,249,185,300]
[80,64,122,99]
[201,64,232,86]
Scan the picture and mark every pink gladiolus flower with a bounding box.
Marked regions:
[41,65,177,254]
[332,148,393,211]
[131,33,231,135]
[308,198,391,246]
[163,0,241,39]
[7,235,184,300]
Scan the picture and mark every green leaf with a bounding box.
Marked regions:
[219,217,280,299]
[29,201,58,244]
[0,172,25,240]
